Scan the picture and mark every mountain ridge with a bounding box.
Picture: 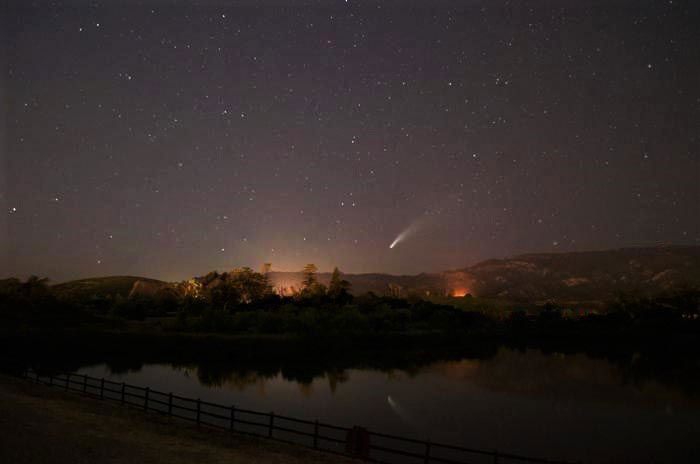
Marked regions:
[49,245,700,303]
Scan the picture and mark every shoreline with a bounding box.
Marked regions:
[0,374,354,464]
[3,326,699,399]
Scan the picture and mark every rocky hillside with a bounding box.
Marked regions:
[446,245,700,302]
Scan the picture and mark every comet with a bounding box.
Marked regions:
[389,232,406,249]
[389,216,431,249]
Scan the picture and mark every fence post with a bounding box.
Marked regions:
[196,399,201,425]
[230,405,236,431]
[424,439,431,464]
[121,383,126,404]
[268,412,275,438]
[144,387,150,411]
[65,373,71,391]
[493,450,499,464]
[168,393,173,416]
[49,373,53,387]
[100,378,105,399]
[313,420,319,449]
[82,374,88,393]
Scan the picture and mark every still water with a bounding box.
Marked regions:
[77,347,700,463]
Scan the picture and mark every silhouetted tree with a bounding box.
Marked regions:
[228,267,272,303]
[302,264,318,289]
[328,267,352,303]
[208,281,240,312]
[204,267,272,311]
[20,275,51,298]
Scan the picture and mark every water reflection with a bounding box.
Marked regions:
[425,350,700,410]
[74,346,700,463]
[101,347,700,412]
[7,332,700,462]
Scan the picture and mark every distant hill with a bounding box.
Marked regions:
[267,271,445,297]
[269,246,700,302]
[52,246,700,304]
[52,276,165,300]
[445,245,700,302]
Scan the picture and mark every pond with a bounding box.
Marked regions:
[74,346,700,463]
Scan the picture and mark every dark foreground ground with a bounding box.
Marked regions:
[0,375,353,464]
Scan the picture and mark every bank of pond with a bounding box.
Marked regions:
[3,332,700,464]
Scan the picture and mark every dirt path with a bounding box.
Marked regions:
[0,374,353,464]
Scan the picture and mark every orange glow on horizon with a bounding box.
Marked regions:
[452,288,470,297]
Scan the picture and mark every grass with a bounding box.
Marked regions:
[0,374,353,464]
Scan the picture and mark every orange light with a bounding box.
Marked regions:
[452,289,470,297]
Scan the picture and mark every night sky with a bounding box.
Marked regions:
[2,1,699,282]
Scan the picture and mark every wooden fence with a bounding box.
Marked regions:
[20,369,578,464]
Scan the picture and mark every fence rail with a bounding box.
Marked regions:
[19,369,578,464]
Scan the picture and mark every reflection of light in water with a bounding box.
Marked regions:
[387,395,414,424]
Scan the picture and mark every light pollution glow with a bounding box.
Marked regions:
[452,288,470,297]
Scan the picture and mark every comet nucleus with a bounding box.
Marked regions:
[389,217,430,249]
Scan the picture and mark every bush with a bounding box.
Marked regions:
[110,296,147,321]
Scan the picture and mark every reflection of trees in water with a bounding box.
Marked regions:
[174,346,700,406]
[113,349,700,410]
[183,348,698,410]
[298,382,314,397]
[7,332,700,402]
[184,363,352,395]
[192,364,278,391]
[327,368,349,393]
[180,347,700,409]
[104,360,145,375]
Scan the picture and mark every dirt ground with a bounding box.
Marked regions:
[0,374,353,464]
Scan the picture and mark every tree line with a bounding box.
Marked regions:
[1,267,699,338]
